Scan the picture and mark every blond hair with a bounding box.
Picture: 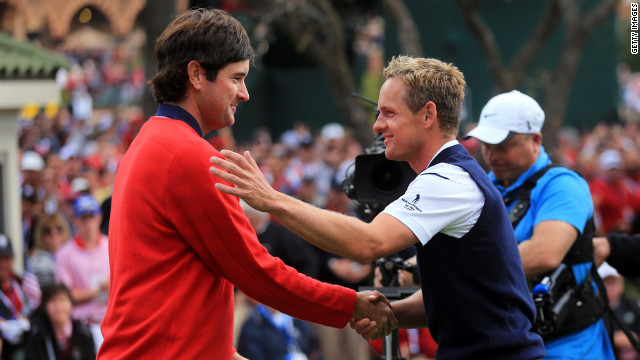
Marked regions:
[34,212,71,251]
[383,56,466,137]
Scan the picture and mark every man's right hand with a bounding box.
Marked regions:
[351,290,396,339]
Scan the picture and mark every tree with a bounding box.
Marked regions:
[453,0,619,152]
[241,0,422,147]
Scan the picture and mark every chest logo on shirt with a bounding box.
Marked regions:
[402,194,422,212]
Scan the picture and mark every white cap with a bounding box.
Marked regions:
[321,123,345,140]
[464,90,545,144]
[597,261,621,279]
[71,177,90,194]
[21,151,44,171]
[599,149,622,170]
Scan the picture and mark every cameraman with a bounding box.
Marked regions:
[464,90,615,359]
[210,56,544,359]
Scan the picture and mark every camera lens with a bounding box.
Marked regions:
[371,161,406,193]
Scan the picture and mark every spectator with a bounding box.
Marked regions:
[29,212,71,288]
[21,150,46,253]
[21,151,45,199]
[0,233,41,360]
[598,262,640,360]
[55,195,109,349]
[237,302,322,360]
[283,137,333,205]
[280,121,311,151]
[589,149,639,235]
[26,283,96,360]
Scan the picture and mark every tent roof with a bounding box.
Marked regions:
[0,32,69,79]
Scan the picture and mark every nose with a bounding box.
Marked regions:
[373,113,385,133]
[238,81,250,102]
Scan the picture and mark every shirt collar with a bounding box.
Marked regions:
[425,140,459,169]
[490,146,551,196]
[155,103,203,137]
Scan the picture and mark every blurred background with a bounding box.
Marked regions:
[2,1,640,359]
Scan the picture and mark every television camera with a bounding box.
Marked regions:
[341,133,416,222]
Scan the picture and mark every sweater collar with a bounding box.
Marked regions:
[155,103,203,137]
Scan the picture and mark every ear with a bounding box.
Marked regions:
[423,101,438,129]
[187,61,204,90]
[532,132,543,146]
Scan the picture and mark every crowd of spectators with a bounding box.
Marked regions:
[10,45,640,358]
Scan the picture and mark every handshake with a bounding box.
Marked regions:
[350,290,398,339]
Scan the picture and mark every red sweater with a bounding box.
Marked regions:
[98,113,356,359]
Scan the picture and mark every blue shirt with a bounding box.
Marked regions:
[489,147,614,360]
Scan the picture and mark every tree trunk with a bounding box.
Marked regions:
[382,0,423,57]
[455,0,617,155]
[243,0,424,148]
[542,0,618,156]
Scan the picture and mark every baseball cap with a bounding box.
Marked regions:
[464,90,545,144]
[599,149,622,171]
[321,123,345,140]
[21,151,44,172]
[71,177,91,195]
[0,234,14,258]
[72,194,101,218]
[597,262,621,279]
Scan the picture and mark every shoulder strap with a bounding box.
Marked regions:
[507,164,593,265]
[507,164,559,228]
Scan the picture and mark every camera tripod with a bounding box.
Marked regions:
[359,286,420,360]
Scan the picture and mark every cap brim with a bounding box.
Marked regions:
[463,126,510,144]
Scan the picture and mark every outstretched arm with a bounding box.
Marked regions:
[210,150,417,264]
[605,233,640,277]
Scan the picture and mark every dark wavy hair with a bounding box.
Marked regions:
[151,8,255,104]
[41,283,73,306]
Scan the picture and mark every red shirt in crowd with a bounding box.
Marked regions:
[589,174,640,234]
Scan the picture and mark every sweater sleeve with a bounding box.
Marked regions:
[606,232,640,278]
[165,140,356,328]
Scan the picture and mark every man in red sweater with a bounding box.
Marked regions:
[97,8,395,360]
